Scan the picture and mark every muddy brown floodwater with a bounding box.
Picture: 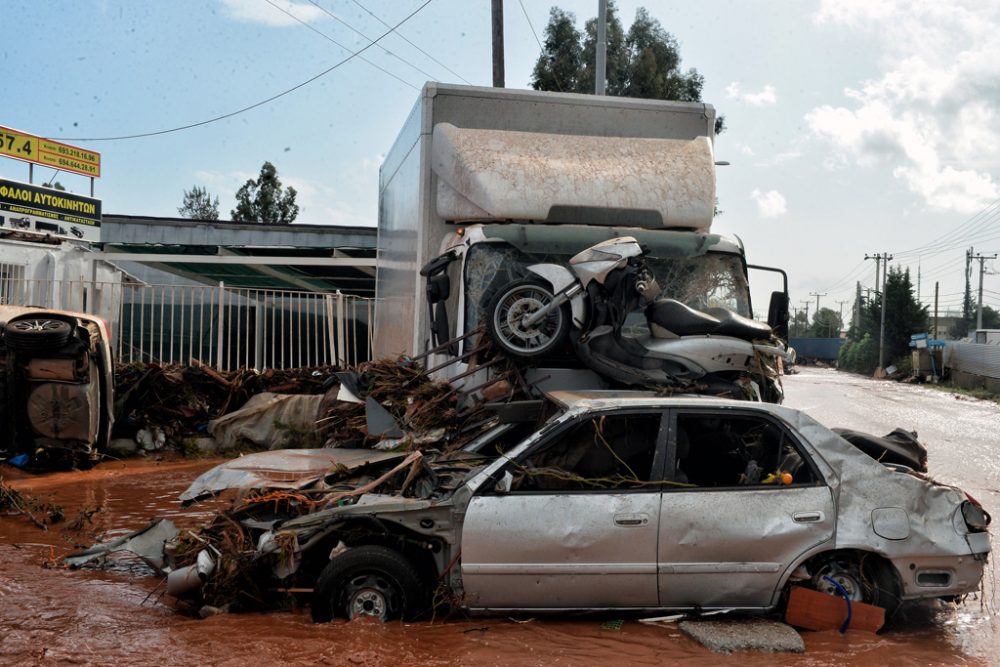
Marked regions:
[2,373,998,666]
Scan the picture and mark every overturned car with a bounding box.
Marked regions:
[169,391,989,622]
[0,306,114,467]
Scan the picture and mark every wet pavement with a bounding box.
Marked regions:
[1,367,998,666]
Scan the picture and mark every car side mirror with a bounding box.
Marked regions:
[495,470,514,493]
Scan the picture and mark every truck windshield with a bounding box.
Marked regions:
[462,240,751,336]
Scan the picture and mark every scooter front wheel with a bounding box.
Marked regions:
[486,280,570,359]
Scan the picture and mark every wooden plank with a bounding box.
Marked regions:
[784,586,884,634]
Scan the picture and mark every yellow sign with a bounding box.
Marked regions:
[0,126,101,178]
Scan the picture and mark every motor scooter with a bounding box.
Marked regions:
[485,236,787,402]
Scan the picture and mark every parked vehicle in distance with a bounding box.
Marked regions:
[178,391,990,622]
[0,306,114,468]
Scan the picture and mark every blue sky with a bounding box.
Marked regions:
[4,0,999,320]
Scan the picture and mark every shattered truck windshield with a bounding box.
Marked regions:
[463,236,751,336]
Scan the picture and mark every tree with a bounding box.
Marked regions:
[178,185,220,220]
[843,267,927,373]
[531,3,724,134]
[808,307,843,338]
[531,8,583,93]
[231,162,299,225]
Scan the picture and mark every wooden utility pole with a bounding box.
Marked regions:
[491,0,505,88]
[595,0,608,95]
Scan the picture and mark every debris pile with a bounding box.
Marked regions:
[113,362,337,451]
[0,478,64,528]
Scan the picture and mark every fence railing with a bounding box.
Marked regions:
[2,278,374,371]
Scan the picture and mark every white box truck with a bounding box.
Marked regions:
[376,83,788,391]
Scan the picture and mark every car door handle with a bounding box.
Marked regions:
[793,511,824,523]
[614,513,649,527]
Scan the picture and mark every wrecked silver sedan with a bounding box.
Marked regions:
[175,391,990,622]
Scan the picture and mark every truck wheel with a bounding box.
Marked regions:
[4,318,72,351]
[487,280,569,359]
[311,545,425,623]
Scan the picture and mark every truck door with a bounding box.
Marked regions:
[657,409,835,608]
[461,411,666,610]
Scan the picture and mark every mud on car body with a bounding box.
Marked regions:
[0,306,114,468]
[176,392,990,622]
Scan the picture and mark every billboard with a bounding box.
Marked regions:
[0,125,101,177]
[0,178,101,243]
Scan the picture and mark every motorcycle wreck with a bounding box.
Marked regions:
[483,236,790,402]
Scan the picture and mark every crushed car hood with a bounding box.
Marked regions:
[179,448,409,505]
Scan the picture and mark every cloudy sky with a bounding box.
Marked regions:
[4,0,999,319]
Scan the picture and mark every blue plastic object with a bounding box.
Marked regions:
[822,574,853,633]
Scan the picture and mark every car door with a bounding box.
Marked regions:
[461,410,666,610]
[657,409,835,609]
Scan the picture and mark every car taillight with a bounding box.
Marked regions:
[962,499,991,532]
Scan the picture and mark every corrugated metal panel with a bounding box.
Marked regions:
[945,341,1000,379]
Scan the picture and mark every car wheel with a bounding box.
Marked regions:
[811,554,900,615]
[311,545,425,623]
[4,318,72,351]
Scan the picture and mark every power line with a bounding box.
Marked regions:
[518,0,544,52]
[53,0,435,141]
[348,0,472,84]
[305,0,439,83]
[266,0,418,91]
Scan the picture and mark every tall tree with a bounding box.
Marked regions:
[844,267,927,371]
[808,307,843,338]
[231,162,299,225]
[531,4,724,134]
[531,8,583,93]
[178,185,220,220]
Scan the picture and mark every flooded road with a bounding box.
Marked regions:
[1,368,998,666]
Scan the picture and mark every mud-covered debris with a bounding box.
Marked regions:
[0,478,64,528]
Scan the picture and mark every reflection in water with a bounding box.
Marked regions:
[0,449,995,666]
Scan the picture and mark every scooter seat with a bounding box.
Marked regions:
[705,307,774,341]
[645,299,721,336]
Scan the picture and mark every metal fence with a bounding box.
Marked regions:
[945,341,1000,380]
[1,278,374,371]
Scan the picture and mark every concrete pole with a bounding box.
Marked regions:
[933,282,939,339]
[491,0,504,88]
[975,254,996,330]
[595,0,608,95]
[877,254,892,371]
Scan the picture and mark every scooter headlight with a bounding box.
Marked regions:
[570,248,621,265]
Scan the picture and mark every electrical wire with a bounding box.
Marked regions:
[518,0,545,52]
[265,0,418,90]
[348,0,472,84]
[305,0,439,83]
[54,0,434,141]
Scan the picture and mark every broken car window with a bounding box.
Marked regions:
[672,413,818,488]
[506,413,661,492]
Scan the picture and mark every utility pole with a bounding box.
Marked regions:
[865,253,893,373]
[595,0,608,95]
[809,291,826,314]
[491,0,504,88]
[836,300,849,336]
[972,252,997,330]
[933,281,939,339]
[799,300,811,335]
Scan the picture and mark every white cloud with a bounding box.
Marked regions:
[725,82,777,107]
[219,0,326,27]
[807,1,1000,212]
[750,189,787,218]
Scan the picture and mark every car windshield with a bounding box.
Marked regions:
[462,240,751,337]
